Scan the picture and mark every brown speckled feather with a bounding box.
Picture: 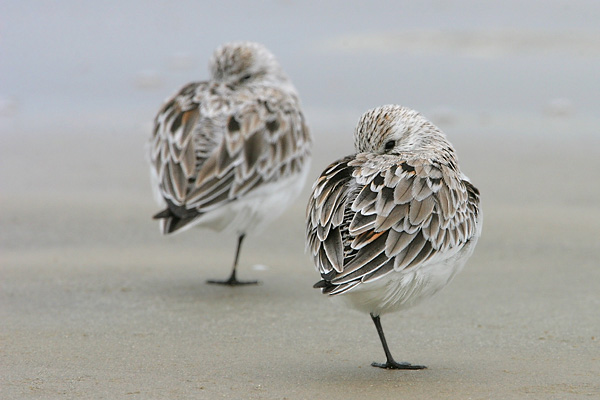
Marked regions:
[306,105,482,369]
[306,107,481,296]
[149,44,311,234]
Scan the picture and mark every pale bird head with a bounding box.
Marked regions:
[354,105,452,156]
[209,42,289,88]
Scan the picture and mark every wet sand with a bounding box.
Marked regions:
[1,118,599,399]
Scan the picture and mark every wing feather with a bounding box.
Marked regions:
[306,152,481,296]
[149,81,311,234]
[323,227,344,272]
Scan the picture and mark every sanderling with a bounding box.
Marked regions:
[149,42,312,285]
[306,105,481,369]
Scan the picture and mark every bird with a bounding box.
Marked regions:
[306,105,481,369]
[148,42,312,285]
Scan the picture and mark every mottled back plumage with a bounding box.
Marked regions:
[306,105,481,311]
[149,42,311,235]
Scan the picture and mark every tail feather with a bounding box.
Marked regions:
[153,208,173,219]
[152,200,200,234]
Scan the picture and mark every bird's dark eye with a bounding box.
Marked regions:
[384,140,395,151]
[240,74,252,82]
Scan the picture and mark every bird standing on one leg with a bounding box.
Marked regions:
[306,105,481,368]
[149,42,312,285]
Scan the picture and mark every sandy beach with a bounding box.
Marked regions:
[2,117,599,399]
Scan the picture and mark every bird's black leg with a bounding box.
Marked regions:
[206,234,259,286]
[370,313,427,370]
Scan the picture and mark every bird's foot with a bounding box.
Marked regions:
[206,277,259,286]
[371,361,427,370]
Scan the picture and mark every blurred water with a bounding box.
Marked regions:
[1,0,599,136]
